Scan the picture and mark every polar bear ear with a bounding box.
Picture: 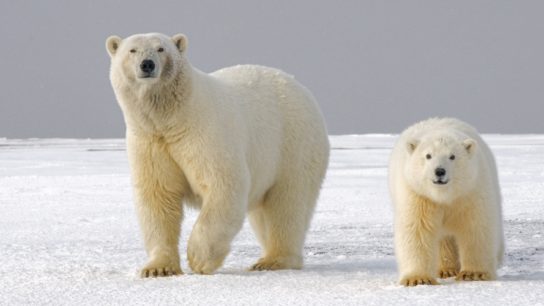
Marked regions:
[172,34,188,53]
[406,139,419,154]
[463,139,477,155]
[106,35,122,57]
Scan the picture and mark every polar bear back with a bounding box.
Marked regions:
[211,65,323,120]
[203,64,329,205]
[209,64,329,162]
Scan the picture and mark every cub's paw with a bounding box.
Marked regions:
[455,270,492,281]
[400,275,438,286]
[439,268,459,278]
[140,264,182,278]
[249,255,302,271]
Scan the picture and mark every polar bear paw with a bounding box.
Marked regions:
[187,252,225,275]
[400,275,438,286]
[439,268,459,278]
[455,270,492,281]
[140,262,182,278]
[249,255,302,271]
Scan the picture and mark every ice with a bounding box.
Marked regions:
[0,135,542,305]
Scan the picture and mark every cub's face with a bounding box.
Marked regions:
[404,135,478,204]
[106,33,187,86]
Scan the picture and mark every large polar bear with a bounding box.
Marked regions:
[106,33,330,277]
[388,118,504,286]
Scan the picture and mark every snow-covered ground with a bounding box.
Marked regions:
[0,135,543,305]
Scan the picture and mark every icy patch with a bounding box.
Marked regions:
[0,136,542,304]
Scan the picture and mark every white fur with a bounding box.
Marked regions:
[388,118,504,286]
[106,33,330,276]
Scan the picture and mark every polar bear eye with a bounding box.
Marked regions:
[450,155,456,160]
[158,47,164,52]
[130,49,136,53]
[426,154,432,160]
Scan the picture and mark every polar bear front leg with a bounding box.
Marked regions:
[395,198,442,286]
[187,180,249,274]
[452,203,497,281]
[128,136,185,278]
[137,200,184,278]
[438,236,460,278]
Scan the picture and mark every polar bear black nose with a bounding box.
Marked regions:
[140,60,155,73]
[435,167,446,177]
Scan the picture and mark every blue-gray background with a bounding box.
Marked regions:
[1,1,543,138]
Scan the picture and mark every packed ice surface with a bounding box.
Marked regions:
[0,136,543,305]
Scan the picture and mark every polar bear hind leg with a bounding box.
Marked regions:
[249,176,321,271]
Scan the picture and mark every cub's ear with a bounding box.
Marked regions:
[406,139,419,154]
[172,34,188,53]
[106,35,122,57]
[463,138,477,155]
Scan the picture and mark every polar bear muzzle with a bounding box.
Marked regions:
[433,167,449,185]
[139,59,156,78]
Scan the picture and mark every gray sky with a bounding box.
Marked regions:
[1,1,543,138]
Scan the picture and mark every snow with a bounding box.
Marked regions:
[0,135,543,305]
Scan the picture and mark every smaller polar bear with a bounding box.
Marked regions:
[388,118,504,286]
[106,33,329,277]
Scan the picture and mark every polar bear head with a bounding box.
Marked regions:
[404,133,478,204]
[106,33,188,87]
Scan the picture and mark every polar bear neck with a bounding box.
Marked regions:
[140,73,192,110]
[117,62,196,136]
